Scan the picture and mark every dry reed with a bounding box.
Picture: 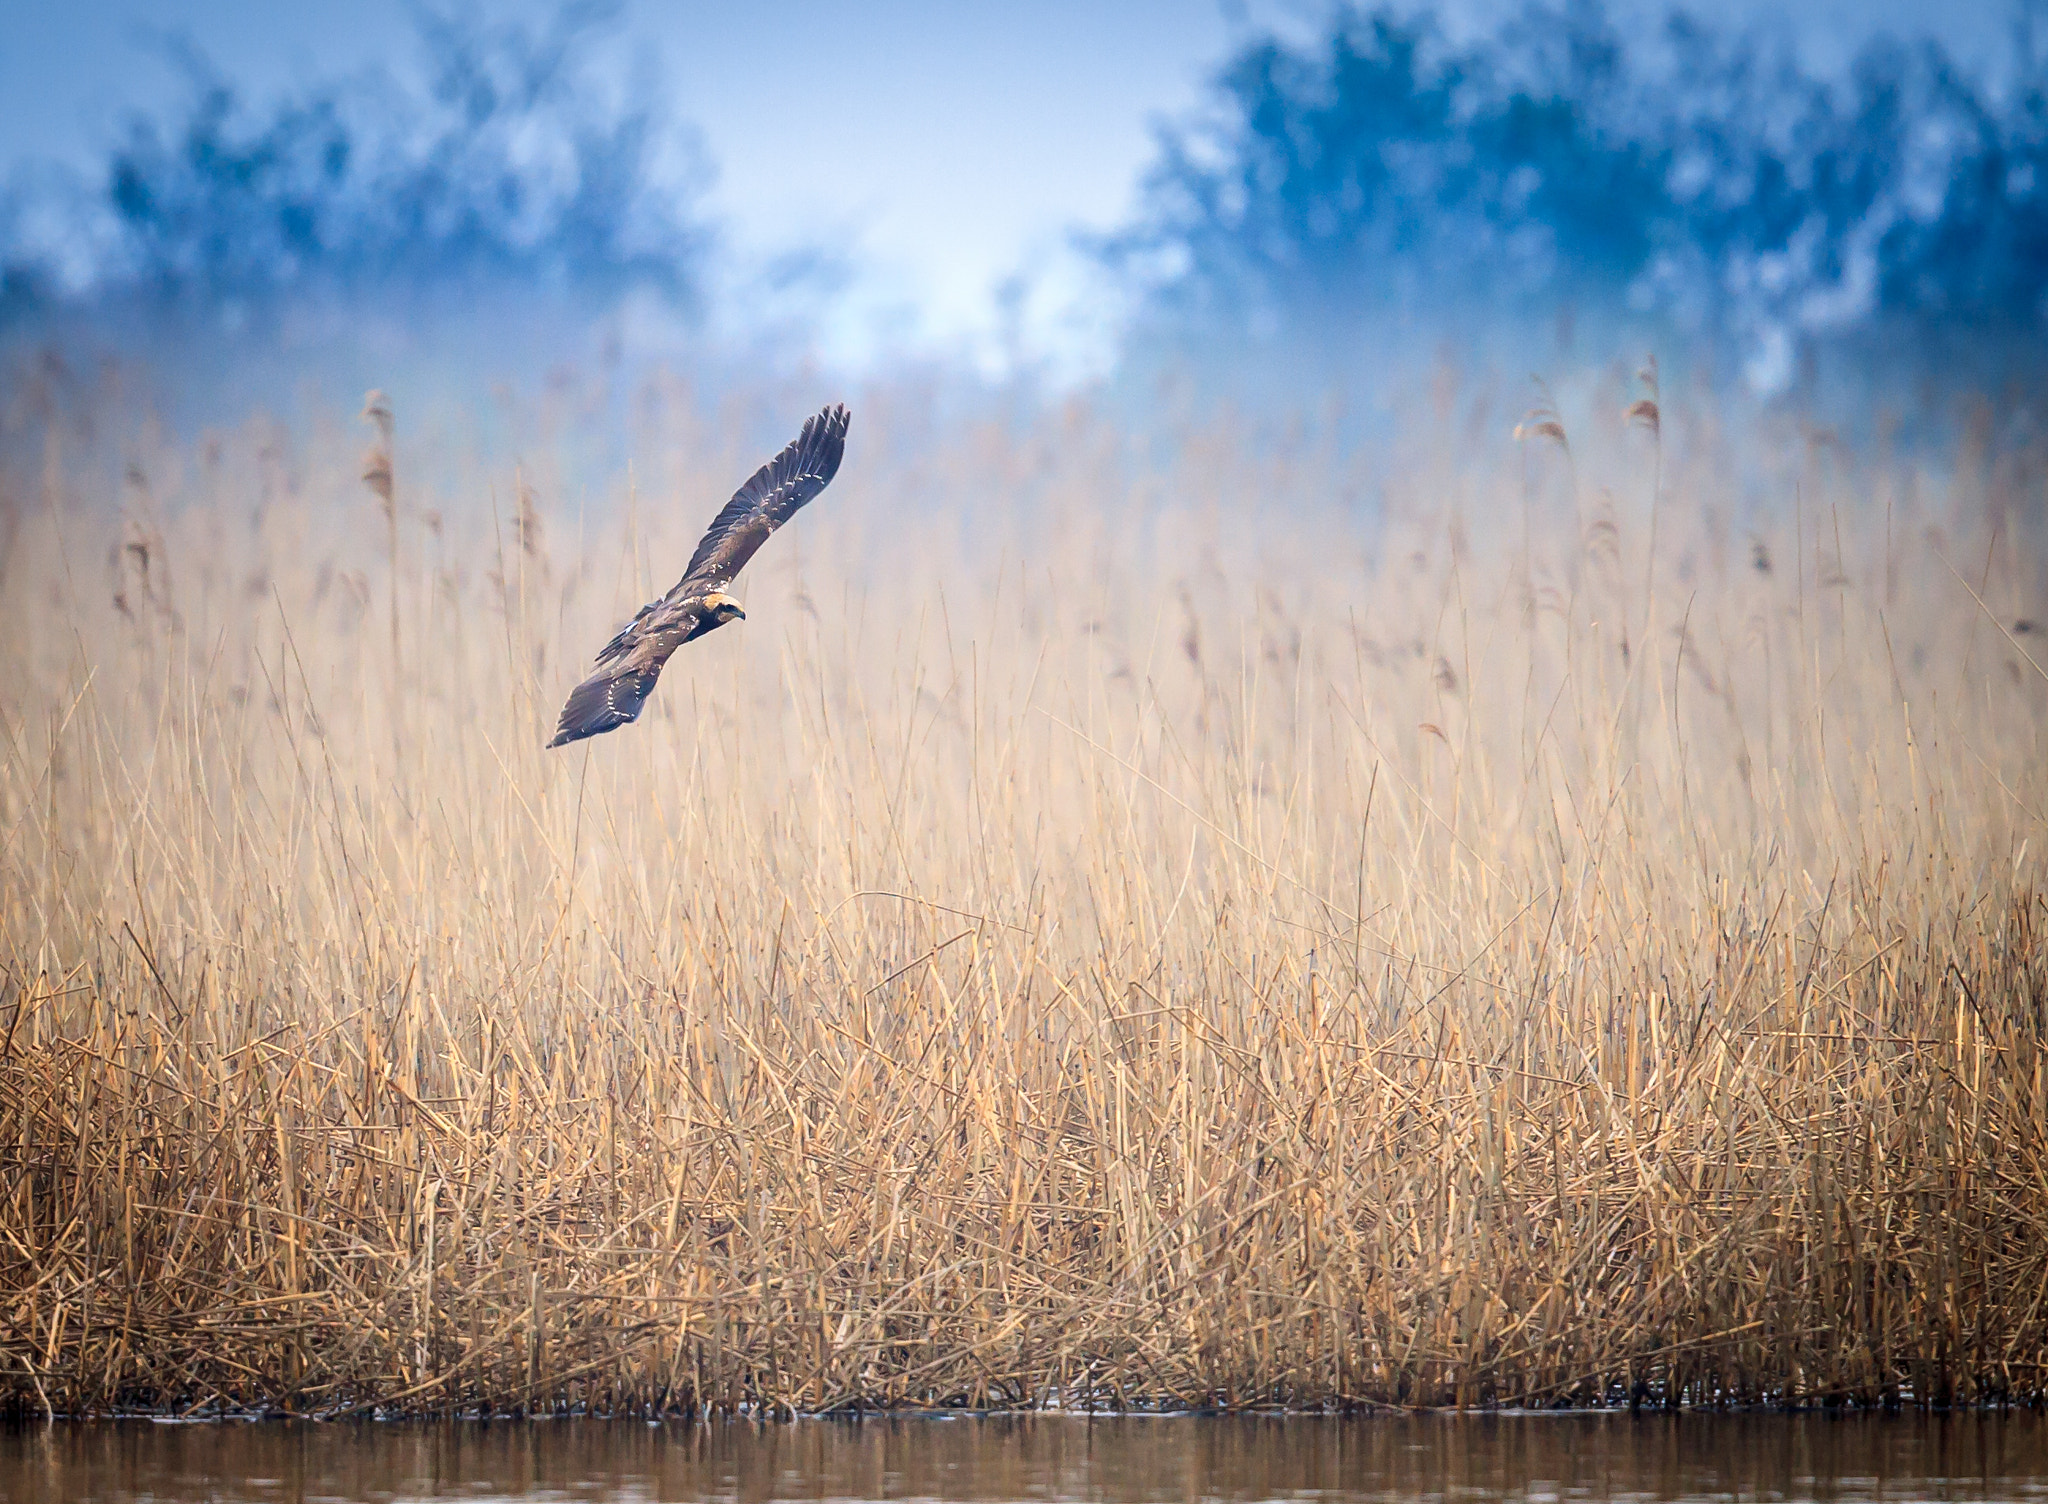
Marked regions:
[1,370,2045,1415]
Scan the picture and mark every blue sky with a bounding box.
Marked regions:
[0,0,2012,373]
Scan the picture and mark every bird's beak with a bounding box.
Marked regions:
[732,604,747,620]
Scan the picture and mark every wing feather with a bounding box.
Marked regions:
[676,403,850,594]
[548,663,661,747]
[594,601,658,667]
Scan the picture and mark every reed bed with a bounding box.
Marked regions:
[1,370,2045,1416]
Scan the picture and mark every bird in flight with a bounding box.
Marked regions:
[548,403,851,748]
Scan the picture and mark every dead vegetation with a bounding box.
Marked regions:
[1,372,2045,1415]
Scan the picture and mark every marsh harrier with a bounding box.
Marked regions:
[548,403,851,748]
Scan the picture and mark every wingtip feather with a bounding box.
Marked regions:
[807,401,850,482]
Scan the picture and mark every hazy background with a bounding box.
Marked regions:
[2,0,2041,474]
[2,0,2011,374]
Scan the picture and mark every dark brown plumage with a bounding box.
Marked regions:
[548,403,851,748]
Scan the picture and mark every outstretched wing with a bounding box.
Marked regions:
[550,595,707,747]
[548,662,663,748]
[674,403,850,595]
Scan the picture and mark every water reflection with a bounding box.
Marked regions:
[4,1414,2047,1504]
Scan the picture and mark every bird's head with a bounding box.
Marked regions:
[703,591,746,625]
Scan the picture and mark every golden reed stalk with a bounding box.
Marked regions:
[1,372,2044,1415]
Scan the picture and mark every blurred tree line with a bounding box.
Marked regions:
[1109,2,2048,397]
[3,1,2046,407]
[0,3,707,325]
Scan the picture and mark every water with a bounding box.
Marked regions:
[5,1414,2048,1504]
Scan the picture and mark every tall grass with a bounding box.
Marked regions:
[1,369,2044,1416]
